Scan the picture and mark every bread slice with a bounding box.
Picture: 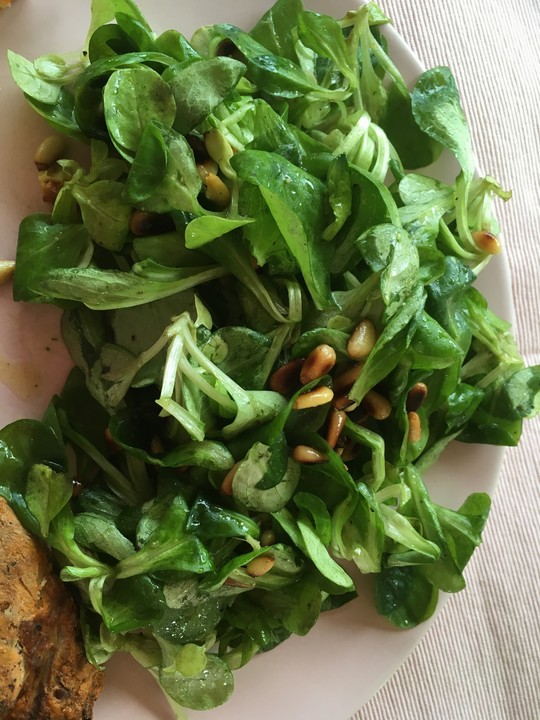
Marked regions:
[0,497,103,719]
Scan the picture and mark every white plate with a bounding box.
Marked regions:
[0,2,511,719]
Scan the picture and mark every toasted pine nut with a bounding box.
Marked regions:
[332,363,364,394]
[406,382,428,412]
[269,358,304,395]
[260,529,276,547]
[0,260,15,286]
[362,390,392,420]
[347,319,377,360]
[332,392,356,411]
[38,167,64,204]
[293,386,334,410]
[407,411,422,443]
[300,344,337,385]
[71,479,84,497]
[221,461,241,496]
[292,445,329,464]
[34,134,66,170]
[472,230,501,255]
[203,173,231,209]
[246,555,275,577]
[196,159,219,181]
[326,409,347,449]
[340,440,358,462]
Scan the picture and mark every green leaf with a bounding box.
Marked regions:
[186,497,260,540]
[8,50,61,104]
[331,165,401,274]
[298,11,356,86]
[375,566,439,628]
[185,216,254,250]
[13,214,92,303]
[74,512,135,560]
[115,496,214,579]
[72,180,132,251]
[86,0,154,49]
[103,66,176,157]
[0,420,66,532]
[296,518,354,590]
[412,66,473,180]
[249,0,303,62]
[203,326,273,391]
[166,57,246,135]
[35,264,227,310]
[381,83,443,169]
[159,654,233,711]
[232,150,332,309]
[213,24,316,98]
[25,464,71,538]
[349,283,425,402]
[232,442,300,512]
[127,122,202,213]
[323,155,353,241]
[102,575,166,632]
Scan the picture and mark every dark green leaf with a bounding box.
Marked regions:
[375,566,438,628]
[166,57,246,135]
[102,575,166,632]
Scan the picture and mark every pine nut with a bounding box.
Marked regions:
[203,173,231,209]
[196,159,219,181]
[347,319,377,360]
[292,445,329,464]
[300,344,337,385]
[260,529,276,547]
[472,230,501,255]
[269,358,304,395]
[34,134,66,170]
[0,260,15,286]
[326,409,347,448]
[406,382,428,412]
[332,392,356,411]
[246,555,275,577]
[71,479,84,497]
[340,440,358,462]
[332,363,364,394]
[38,167,65,204]
[221,461,241,496]
[362,390,392,420]
[293,386,334,410]
[407,411,422,443]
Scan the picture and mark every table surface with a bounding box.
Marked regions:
[353,2,540,719]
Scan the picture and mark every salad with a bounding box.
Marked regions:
[3,0,540,716]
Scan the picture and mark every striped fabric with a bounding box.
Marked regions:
[353,2,540,719]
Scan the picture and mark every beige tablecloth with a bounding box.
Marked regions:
[353,2,540,719]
